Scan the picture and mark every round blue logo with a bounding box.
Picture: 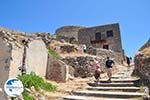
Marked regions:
[4,78,24,97]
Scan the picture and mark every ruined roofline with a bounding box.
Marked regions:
[55,23,119,34]
[56,25,86,30]
[79,23,119,31]
[55,25,87,34]
[91,23,119,28]
[56,23,119,30]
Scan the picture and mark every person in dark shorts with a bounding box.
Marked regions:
[105,57,115,82]
[126,56,130,67]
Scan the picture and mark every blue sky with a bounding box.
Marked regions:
[0,0,150,57]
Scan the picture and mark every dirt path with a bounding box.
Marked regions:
[45,77,93,100]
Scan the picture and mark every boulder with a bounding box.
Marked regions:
[26,39,48,77]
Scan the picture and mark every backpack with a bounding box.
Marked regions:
[106,60,113,67]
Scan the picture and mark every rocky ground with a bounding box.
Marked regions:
[133,38,150,95]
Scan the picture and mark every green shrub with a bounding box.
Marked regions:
[48,48,61,59]
[18,72,57,100]
[71,39,79,44]
[18,72,57,91]
[70,37,78,44]
[22,91,34,100]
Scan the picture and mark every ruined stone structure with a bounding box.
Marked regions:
[78,23,123,53]
[55,26,85,42]
[0,29,48,100]
[55,23,124,60]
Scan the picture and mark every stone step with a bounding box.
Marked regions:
[86,97,140,100]
[62,95,86,100]
[87,82,135,87]
[72,90,145,98]
[116,72,126,74]
[62,95,140,100]
[86,86,141,92]
[117,72,126,75]
[96,78,139,83]
[112,75,132,79]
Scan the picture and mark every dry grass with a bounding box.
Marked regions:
[45,77,93,100]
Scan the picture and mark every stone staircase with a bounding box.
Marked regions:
[61,66,147,100]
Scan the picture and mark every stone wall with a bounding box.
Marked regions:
[78,23,123,54]
[26,40,48,77]
[0,37,11,100]
[133,55,150,92]
[55,26,85,41]
[46,56,69,82]
[62,55,118,78]
[62,56,93,78]
[61,46,122,78]
[96,48,123,64]
[9,45,24,78]
[87,47,123,64]
[60,44,82,53]
[133,38,150,93]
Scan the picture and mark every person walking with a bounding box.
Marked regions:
[105,57,115,82]
[82,44,87,53]
[89,59,101,83]
[94,59,101,83]
[126,56,130,67]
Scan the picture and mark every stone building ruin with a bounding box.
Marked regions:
[78,23,123,53]
[55,23,124,60]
